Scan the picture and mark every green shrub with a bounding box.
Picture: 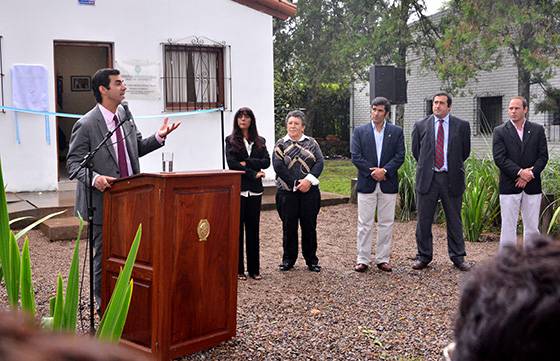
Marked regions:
[461,158,500,242]
[542,158,560,235]
[397,153,417,222]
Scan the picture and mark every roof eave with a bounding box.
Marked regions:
[232,0,297,20]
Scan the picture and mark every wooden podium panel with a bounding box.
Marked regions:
[103,171,241,361]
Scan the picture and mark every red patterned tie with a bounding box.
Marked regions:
[435,118,444,170]
[113,115,130,178]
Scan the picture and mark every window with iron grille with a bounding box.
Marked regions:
[475,96,502,135]
[425,99,433,116]
[163,44,224,110]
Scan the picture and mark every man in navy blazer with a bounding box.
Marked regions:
[493,96,548,250]
[411,92,471,271]
[351,97,405,272]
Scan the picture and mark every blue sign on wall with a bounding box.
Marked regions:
[79,0,95,5]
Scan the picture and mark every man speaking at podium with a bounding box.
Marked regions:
[66,68,180,312]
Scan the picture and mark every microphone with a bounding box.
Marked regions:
[121,101,134,123]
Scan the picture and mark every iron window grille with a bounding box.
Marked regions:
[163,44,224,111]
[473,95,503,136]
[425,99,433,116]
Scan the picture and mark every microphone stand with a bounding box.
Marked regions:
[69,114,129,333]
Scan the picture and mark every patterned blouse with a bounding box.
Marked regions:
[272,134,324,191]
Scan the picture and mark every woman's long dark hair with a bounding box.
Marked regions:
[229,107,264,151]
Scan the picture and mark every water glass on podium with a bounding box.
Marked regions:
[162,152,174,172]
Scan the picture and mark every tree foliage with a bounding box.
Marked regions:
[274,0,352,137]
[274,0,432,136]
[535,86,560,118]
[431,0,560,100]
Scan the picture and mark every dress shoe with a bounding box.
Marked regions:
[376,262,392,272]
[453,261,472,272]
[308,264,321,272]
[238,274,247,281]
[354,263,368,272]
[249,274,262,280]
[412,260,429,270]
[278,263,293,272]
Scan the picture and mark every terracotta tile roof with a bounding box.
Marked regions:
[232,0,297,20]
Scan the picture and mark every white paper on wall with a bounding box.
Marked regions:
[11,64,50,144]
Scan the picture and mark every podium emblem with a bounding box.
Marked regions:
[197,219,210,241]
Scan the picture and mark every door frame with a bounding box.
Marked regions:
[53,40,113,181]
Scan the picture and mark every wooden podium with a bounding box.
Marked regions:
[102,171,241,361]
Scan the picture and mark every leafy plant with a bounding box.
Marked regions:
[43,218,83,331]
[1,159,139,342]
[397,153,416,221]
[549,203,560,235]
[541,158,560,235]
[0,160,64,313]
[541,158,560,197]
[461,158,500,242]
[97,225,141,342]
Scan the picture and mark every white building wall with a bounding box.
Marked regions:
[350,82,371,132]
[0,0,275,192]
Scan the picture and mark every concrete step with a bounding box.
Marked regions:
[39,216,88,242]
[261,191,349,211]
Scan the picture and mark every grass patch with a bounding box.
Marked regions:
[320,159,356,196]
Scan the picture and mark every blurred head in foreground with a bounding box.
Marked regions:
[0,311,149,361]
[450,237,560,361]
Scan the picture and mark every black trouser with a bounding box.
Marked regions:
[275,187,321,267]
[415,172,466,264]
[239,195,262,276]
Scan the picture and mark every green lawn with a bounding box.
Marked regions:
[320,159,356,196]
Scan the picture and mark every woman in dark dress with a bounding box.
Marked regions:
[225,107,270,280]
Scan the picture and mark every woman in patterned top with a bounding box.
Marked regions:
[273,110,324,272]
[225,107,270,280]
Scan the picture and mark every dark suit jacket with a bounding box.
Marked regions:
[351,122,405,194]
[66,104,163,224]
[225,135,271,193]
[492,120,548,194]
[412,114,471,196]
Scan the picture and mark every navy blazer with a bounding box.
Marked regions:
[351,122,405,194]
[492,120,548,195]
[412,114,471,196]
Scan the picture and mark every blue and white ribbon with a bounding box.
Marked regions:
[0,105,223,119]
[0,105,224,144]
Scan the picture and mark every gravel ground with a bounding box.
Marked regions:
[1,203,499,360]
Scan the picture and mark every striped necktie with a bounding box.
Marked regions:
[435,118,444,170]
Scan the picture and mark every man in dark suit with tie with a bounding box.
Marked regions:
[351,97,405,272]
[66,68,180,310]
[492,96,548,250]
[411,92,471,271]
